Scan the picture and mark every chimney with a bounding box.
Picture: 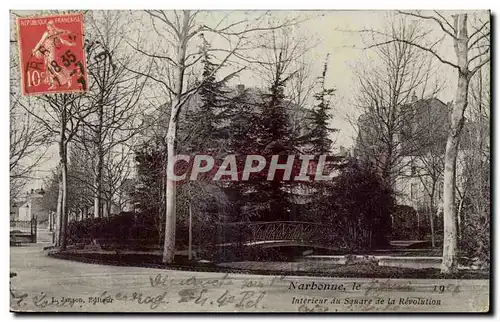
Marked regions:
[237,84,245,94]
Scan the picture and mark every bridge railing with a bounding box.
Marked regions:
[213,221,350,249]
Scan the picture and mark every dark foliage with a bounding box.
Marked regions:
[66,211,193,249]
[304,55,337,155]
[391,205,425,240]
[182,40,231,153]
[132,143,166,244]
[241,54,296,221]
[390,205,444,242]
[459,197,490,268]
[320,159,394,249]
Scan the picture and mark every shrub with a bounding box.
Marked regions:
[67,212,161,248]
[391,205,422,240]
[459,204,490,269]
[321,159,394,250]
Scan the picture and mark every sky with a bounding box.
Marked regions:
[10,10,488,192]
[187,10,463,147]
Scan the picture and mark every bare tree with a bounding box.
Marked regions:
[456,63,490,266]
[9,34,49,200]
[22,93,92,249]
[102,146,134,216]
[372,10,491,273]
[411,142,445,247]
[12,10,95,249]
[288,57,316,140]
[353,14,443,188]
[66,146,95,220]
[10,102,49,198]
[74,10,146,218]
[130,10,305,263]
[251,26,316,145]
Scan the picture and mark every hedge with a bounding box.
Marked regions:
[67,212,161,247]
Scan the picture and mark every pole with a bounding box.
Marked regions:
[52,211,55,244]
[188,203,193,260]
[33,216,37,243]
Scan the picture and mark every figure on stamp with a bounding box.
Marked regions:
[31,20,76,90]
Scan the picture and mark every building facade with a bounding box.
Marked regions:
[355,96,451,213]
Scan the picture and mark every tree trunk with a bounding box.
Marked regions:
[429,182,436,248]
[60,146,69,250]
[93,178,102,218]
[163,113,179,263]
[188,202,193,260]
[442,129,461,273]
[94,103,104,218]
[57,101,69,249]
[106,197,112,217]
[54,173,63,246]
[162,11,189,264]
[457,195,464,241]
[441,14,469,274]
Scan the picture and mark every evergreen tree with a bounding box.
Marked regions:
[132,140,167,244]
[246,51,296,221]
[324,158,393,249]
[301,56,345,223]
[307,55,337,155]
[221,88,260,221]
[182,39,230,154]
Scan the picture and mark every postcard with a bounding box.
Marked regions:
[9,9,490,313]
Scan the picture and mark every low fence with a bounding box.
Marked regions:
[11,220,33,231]
[10,219,37,244]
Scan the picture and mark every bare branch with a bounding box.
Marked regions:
[468,20,489,48]
[434,11,457,34]
[469,56,490,78]
[126,39,179,67]
[397,10,457,39]
[145,10,180,39]
[123,60,175,95]
[468,31,489,51]
[366,39,459,70]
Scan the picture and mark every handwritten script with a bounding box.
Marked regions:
[10,274,467,312]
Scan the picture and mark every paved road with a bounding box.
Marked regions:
[10,241,489,313]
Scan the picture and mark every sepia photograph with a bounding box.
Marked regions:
[8,8,491,313]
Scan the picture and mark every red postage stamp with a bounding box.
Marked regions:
[16,13,88,96]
